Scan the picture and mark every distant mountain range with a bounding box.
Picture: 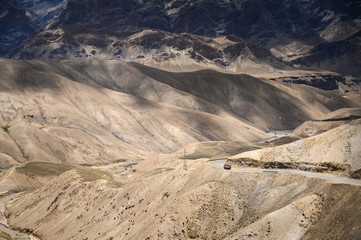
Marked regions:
[1,0,361,77]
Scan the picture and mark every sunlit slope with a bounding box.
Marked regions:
[0,58,358,167]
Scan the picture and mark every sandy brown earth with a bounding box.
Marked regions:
[4,152,361,240]
[1,58,361,239]
[1,58,358,170]
[1,58,276,169]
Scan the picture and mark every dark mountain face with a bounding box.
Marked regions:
[3,0,361,48]
[49,0,170,32]
[180,0,361,46]
[0,0,35,55]
[48,0,361,46]
[292,30,361,76]
[10,26,288,74]
[16,0,68,27]
[1,0,361,77]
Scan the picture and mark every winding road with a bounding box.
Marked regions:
[210,160,361,186]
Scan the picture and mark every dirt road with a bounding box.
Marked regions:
[210,160,361,186]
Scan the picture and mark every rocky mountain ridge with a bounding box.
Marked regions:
[2,0,361,77]
[9,27,291,75]
[47,0,361,46]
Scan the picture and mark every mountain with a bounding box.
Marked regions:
[47,0,361,46]
[4,153,361,240]
[49,0,169,32]
[2,0,361,77]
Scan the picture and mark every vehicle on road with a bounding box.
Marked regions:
[224,163,231,170]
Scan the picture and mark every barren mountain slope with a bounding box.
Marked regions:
[2,58,279,170]
[293,120,350,137]
[1,0,361,239]
[292,107,361,137]
[43,0,361,47]
[128,62,359,129]
[1,57,359,192]
[46,58,357,129]
[5,148,361,240]
[1,58,360,239]
[1,58,357,146]
[16,0,69,27]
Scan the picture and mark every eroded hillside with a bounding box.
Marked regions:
[1,58,358,169]
[4,146,361,240]
[1,58,361,240]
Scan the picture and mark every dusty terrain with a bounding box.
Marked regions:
[0,58,361,240]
